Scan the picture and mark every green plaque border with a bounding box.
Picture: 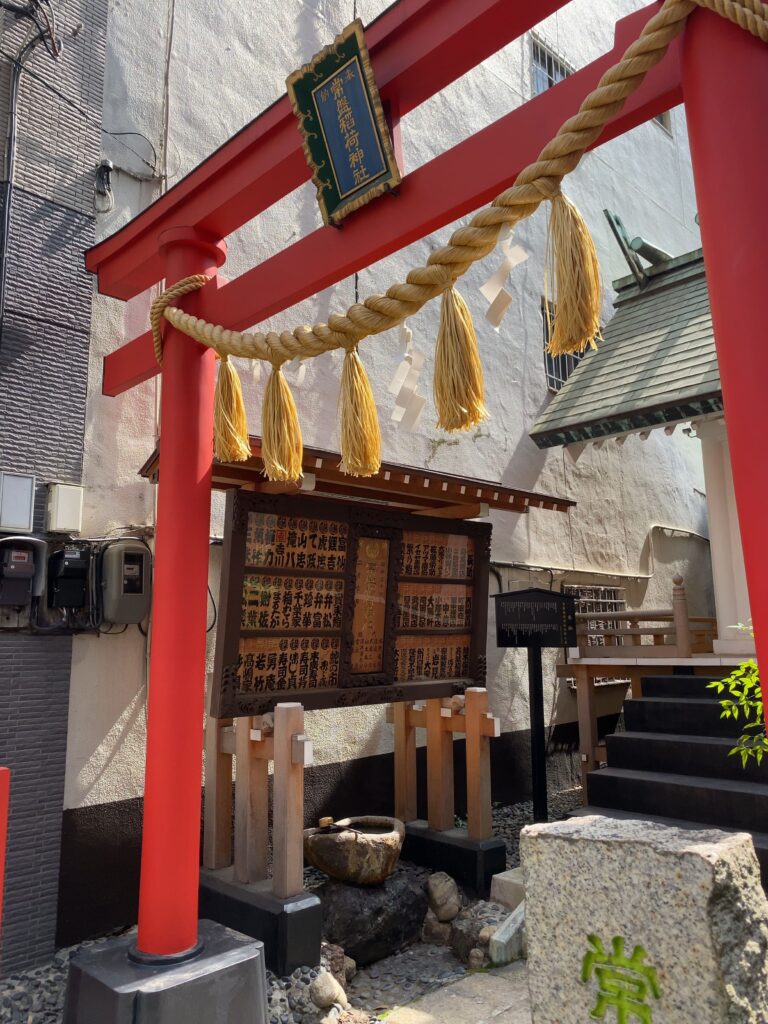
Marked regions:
[286,19,401,225]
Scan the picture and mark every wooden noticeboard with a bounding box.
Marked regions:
[211,492,491,717]
[494,588,577,648]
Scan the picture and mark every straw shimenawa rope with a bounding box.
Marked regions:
[149,0,768,475]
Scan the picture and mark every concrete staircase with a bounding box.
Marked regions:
[573,673,768,887]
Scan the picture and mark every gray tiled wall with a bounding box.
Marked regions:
[0,0,107,975]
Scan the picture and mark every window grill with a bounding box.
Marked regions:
[542,299,583,392]
[532,37,572,95]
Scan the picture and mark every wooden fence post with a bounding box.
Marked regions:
[272,703,307,899]
[203,676,233,871]
[672,574,692,658]
[464,688,493,840]
[426,698,454,831]
[575,664,599,798]
[233,716,270,884]
[393,702,417,823]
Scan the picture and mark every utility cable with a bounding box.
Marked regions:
[0,48,158,172]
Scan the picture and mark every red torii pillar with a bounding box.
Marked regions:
[683,10,768,708]
[136,228,226,957]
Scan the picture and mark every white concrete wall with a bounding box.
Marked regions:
[64,0,710,810]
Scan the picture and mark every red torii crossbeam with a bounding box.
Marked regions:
[86,0,768,959]
[98,3,681,397]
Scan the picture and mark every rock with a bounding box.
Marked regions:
[310,970,349,1010]
[321,942,347,990]
[422,907,452,945]
[522,816,768,1024]
[489,902,525,965]
[449,900,508,963]
[305,816,405,885]
[426,871,461,922]
[477,925,496,947]
[467,947,487,970]
[336,1010,373,1024]
[490,866,525,911]
[441,695,465,713]
[343,956,357,983]
[318,867,429,966]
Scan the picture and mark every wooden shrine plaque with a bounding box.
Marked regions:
[286,20,401,226]
[350,537,390,673]
[211,492,492,717]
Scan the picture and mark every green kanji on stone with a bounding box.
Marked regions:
[581,934,661,1024]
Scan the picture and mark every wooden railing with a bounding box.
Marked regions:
[558,575,718,794]
[573,575,716,659]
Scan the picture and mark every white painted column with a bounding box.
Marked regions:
[697,418,755,655]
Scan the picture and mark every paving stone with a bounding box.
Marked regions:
[385,962,532,1024]
[490,867,525,910]
[489,902,526,966]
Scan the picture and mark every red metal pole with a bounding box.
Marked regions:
[0,767,9,935]
[136,227,226,957]
[682,12,768,707]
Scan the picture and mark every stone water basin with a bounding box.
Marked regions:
[304,815,405,885]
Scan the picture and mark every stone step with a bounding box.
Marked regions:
[569,804,768,888]
[640,674,725,700]
[605,731,766,783]
[586,766,768,834]
[623,697,744,737]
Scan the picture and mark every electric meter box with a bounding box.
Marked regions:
[48,545,91,608]
[0,547,35,606]
[101,540,151,624]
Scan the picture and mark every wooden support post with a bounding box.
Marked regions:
[574,665,599,799]
[272,703,306,899]
[203,679,233,869]
[464,688,493,840]
[629,668,642,700]
[672,574,692,658]
[234,717,269,884]
[393,703,418,823]
[426,698,454,831]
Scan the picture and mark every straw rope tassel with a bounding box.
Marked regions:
[433,287,488,432]
[262,363,303,482]
[213,354,252,463]
[339,346,381,477]
[545,192,602,356]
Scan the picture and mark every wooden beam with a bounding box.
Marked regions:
[102,3,682,397]
[87,0,569,300]
[413,502,489,520]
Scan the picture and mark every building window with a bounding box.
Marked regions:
[532,37,572,95]
[542,299,583,392]
[654,110,673,134]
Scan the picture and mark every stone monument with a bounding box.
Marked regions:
[522,816,768,1023]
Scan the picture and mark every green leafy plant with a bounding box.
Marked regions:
[708,623,766,768]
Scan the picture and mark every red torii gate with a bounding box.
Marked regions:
[86,0,768,960]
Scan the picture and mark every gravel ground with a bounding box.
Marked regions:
[348,942,467,1014]
[490,786,583,868]
[0,788,582,1022]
